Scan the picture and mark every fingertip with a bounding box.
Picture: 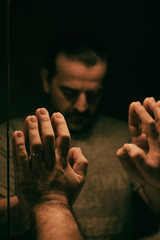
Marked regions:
[70,147,83,157]
[76,147,83,154]
[129,101,136,110]
[54,112,64,119]
[157,100,160,106]
[117,144,131,158]
[135,101,142,107]
[150,96,156,102]
[129,101,141,115]
[123,143,133,152]
[51,112,64,122]
[16,131,24,138]
[36,108,48,115]
[116,148,122,157]
[143,97,150,105]
[13,130,24,138]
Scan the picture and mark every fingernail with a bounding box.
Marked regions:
[150,97,155,102]
[17,131,23,138]
[55,112,63,118]
[39,108,47,115]
[30,116,37,123]
[136,101,141,106]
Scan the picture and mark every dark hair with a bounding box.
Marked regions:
[45,30,108,82]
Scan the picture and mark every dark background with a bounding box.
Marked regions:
[0,1,160,123]
[0,2,160,238]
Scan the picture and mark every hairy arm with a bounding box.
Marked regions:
[12,108,88,240]
[31,198,84,240]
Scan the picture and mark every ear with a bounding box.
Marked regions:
[41,68,50,94]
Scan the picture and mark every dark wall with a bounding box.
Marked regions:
[1,1,159,123]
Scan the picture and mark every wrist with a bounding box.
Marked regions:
[31,193,70,211]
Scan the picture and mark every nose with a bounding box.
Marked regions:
[74,92,89,113]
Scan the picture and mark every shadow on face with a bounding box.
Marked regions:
[41,54,107,132]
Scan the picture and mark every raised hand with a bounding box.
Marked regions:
[12,108,88,209]
[117,97,160,188]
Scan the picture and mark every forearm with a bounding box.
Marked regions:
[0,196,29,237]
[31,199,84,240]
[139,184,160,218]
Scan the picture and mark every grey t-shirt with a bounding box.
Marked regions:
[0,115,138,239]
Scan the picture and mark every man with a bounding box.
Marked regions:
[0,32,159,239]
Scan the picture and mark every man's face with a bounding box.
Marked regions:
[43,54,107,132]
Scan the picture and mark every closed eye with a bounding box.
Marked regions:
[60,86,79,99]
[86,88,102,100]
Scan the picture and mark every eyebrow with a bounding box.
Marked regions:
[60,86,103,92]
[60,86,80,92]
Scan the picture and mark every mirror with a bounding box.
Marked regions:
[0,1,159,239]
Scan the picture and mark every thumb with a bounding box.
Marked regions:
[68,147,88,177]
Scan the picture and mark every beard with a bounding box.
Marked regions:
[65,109,93,132]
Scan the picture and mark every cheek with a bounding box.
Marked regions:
[50,88,72,111]
[88,97,101,111]
[90,105,98,113]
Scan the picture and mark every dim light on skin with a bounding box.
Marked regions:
[42,54,107,132]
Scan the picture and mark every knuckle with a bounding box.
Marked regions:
[76,147,82,153]
[31,142,42,152]
[16,141,24,149]
[77,160,88,173]
[60,135,71,146]
[131,152,142,162]
[82,159,88,168]
[148,119,155,126]
[45,133,55,140]
[19,151,27,161]
[41,116,50,122]
[61,134,70,141]
[43,133,55,144]
[38,115,50,122]
[28,124,38,130]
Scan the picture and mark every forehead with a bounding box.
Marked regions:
[55,54,107,89]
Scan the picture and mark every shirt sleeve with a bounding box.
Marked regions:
[0,121,15,197]
[0,119,24,197]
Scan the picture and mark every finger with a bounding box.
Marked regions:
[36,108,55,170]
[143,97,160,130]
[25,116,42,153]
[12,131,28,177]
[68,147,88,178]
[25,116,43,171]
[118,143,160,188]
[125,143,160,178]
[157,100,160,107]
[12,132,19,173]
[134,102,160,150]
[129,102,142,138]
[143,97,155,116]
[117,144,146,184]
[51,112,71,168]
